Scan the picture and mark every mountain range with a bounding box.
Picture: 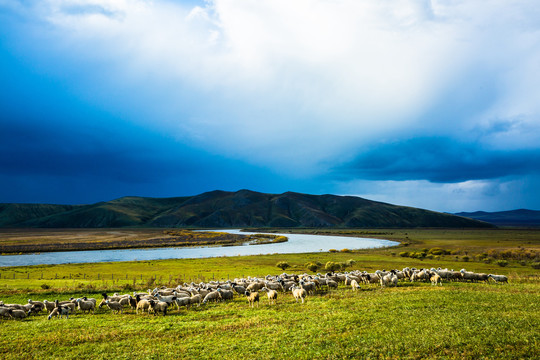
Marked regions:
[0,190,495,228]
[454,209,540,227]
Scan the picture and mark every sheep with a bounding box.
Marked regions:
[155,293,178,306]
[260,287,278,305]
[174,296,191,309]
[244,291,259,308]
[299,281,316,295]
[76,298,95,314]
[217,288,234,302]
[189,294,202,307]
[231,283,247,295]
[350,279,361,291]
[264,281,285,292]
[377,270,398,287]
[202,290,222,304]
[430,273,442,286]
[48,306,70,320]
[59,301,76,315]
[7,308,28,320]
[136,298,152,314]
[291,285,307,304]
[488,274,508,284]
[326,279,339,290]
[28,300,45,313]
[246,282,265,292]
[0,306,12,318]
[103,300,123,314]
[148,300,168,316]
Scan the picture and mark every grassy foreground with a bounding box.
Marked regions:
[0,228,539,359]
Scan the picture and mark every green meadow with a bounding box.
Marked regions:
[1,228,539,359]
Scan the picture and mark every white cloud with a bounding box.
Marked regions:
[3,0,540,174]
[336,177,538,213]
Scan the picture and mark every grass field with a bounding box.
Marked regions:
[1,228,539,359]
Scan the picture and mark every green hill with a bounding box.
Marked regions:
[0,190,493,228]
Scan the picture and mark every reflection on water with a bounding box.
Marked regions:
[0,229,398,267]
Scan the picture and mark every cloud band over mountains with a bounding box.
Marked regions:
[1,0,539,212]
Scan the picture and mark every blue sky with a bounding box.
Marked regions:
[1,0,539,212]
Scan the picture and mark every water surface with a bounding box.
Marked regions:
[0,229,398,267]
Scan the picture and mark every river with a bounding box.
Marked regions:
[0,229,398,267]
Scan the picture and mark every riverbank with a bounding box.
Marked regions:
[0,229,289,254]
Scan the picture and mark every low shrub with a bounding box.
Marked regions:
[305,262,319,272]
[495,260,509,267]
[531,262,540,269]
[40,283,50,290]
[276,261,291,270]
[399,252,409,257]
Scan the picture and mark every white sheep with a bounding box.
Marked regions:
[76,298,95,314]
[136,298,152,314]
[430,273,442,286]
[291,285,307,304]
[244,290,259,308]
[488,274,508,284]
[350,279,361,291]
[260,287,278,305]
[149,300,168,316]
[7,308,28,320]
[48,306,70,320]
[202,290,222,304]
[104,300,123,314]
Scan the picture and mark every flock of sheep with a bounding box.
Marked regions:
[0,267,508,320]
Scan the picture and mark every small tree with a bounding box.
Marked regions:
[276,261,291,271]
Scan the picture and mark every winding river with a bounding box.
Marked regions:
[0,229,398,267]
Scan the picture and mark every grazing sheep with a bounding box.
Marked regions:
[155,294,177,308]
[76,299,95,314]
[231,283,247,295]
[0,306,12,318]
[326,279,338,290]
[291,285,307,304]
[350,279,361,291]
[8,308,28,320]
[174,296,191,309]
[189,294,202,307]
[149,300,168,316]
[244,291,259,308]
[488,274,508,284]
[260,287,278,305]
[217,288,234,302]
[202,291,222,304]
[104,300,123,314]
[28,300,45,313]
[48,306,70,320]
[246,282,265,292]
[136,298,152,314]
[299,281,316,295]
[430,274,442,286]
[264,281,285,292]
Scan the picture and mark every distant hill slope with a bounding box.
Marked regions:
[455,209,540,227]
[0,190,493,228]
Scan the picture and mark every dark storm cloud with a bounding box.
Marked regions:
[338,138,540,183]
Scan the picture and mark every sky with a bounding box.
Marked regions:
[1,0,540,213]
